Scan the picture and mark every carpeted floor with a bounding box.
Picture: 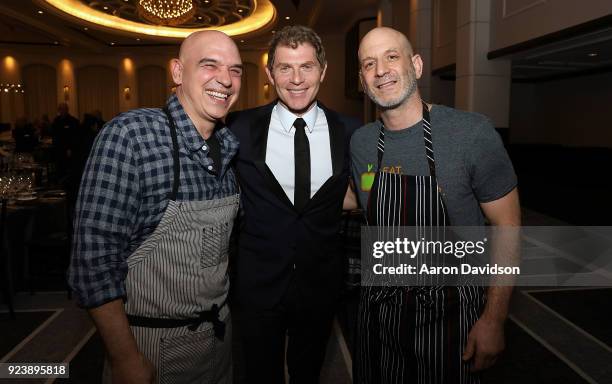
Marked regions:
[0,310,56,359]
[482,320,589,384]
[528,288,612,347]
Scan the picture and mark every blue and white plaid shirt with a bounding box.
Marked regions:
[69,94,239,308]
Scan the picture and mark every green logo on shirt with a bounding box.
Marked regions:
[360,163,375,192]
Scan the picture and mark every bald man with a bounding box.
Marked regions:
[69,31,243,384]
[349,27,520,383]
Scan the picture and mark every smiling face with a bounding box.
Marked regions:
[266,42,327,115]
[172,31,242,129]
[358,28,422,110]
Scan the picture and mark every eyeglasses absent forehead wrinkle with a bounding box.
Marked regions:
[360,48,406,71]
[197,57,243,76]
[273,60,319,74]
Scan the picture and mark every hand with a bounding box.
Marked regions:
[111,352,156,384]
[462,316,505,372]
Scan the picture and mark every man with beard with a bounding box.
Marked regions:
[347,27,520,383]
[69,30,242,384]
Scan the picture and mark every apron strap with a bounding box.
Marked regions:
[375,101,437,179]
[163,107,181,201]
[422,102,437,179]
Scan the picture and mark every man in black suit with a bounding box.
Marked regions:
[228,25,360,383]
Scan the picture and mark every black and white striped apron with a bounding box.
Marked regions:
[355,102,484,384]
[102,109,239,384]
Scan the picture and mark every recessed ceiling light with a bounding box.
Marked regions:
[588,53,598,57]
[238,9,243,13]
[83,27,88,31]
[103,6,109,10]
[37,10,43,14]
[285,16,290,20]
[136,38,140,41]
[53,41,59,45]
[110,42,115,45]
[198,16,202,19]
[204,0,210,3]
[271,30,276,34]
[240,40,244,43]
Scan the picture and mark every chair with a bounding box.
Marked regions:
[0,199,16,319]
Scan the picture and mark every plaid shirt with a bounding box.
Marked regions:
[69,94,239,308]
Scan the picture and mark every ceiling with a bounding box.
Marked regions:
[0,0,377,52]
[4,1,608,81]
[510,27,612,82]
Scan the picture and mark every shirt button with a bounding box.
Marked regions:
[207,165,213,171]
[202,145,207,151]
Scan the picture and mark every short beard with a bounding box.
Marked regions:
[366,71,417,110]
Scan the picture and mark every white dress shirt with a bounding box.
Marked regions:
[266,102,333,204]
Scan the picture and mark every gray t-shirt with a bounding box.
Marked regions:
[350,105,517,226]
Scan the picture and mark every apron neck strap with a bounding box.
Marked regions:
[163,107,181,201]
[376,101,437,179]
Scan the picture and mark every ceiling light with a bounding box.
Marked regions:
[238,9,243,13]
[53,41,59,44]
[103,6,109,10]
[83,27,88,30]
[588,53,598,57]
[37,10,44,14]
[285,16,290,20]
[240,40,244,43]
[136,38,141,41]
[110,42,115,45]
[43,0,276,38]
[137,0,195,26]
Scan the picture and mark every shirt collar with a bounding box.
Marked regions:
[275,101,318,134]
[166,93,206,152]
[165,94,239,161]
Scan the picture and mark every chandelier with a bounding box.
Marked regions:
[137,0,195,26]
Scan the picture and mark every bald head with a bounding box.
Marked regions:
[358,27,413,61]
[179,30,239,61]
[171,29,242,133]
[357,26,422,112]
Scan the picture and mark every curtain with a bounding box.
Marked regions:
[22,64,57,123]
[137,65,167,108]
[77,66,119,122]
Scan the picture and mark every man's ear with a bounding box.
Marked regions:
[170,58,183,85]
[412,54,423,80]
[264,66,275,87]
[358,71,366,93]
[319,63,327,83]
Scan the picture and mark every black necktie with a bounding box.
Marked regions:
[293,117,310,212]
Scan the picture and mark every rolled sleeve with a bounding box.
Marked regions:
[68,121,140,308]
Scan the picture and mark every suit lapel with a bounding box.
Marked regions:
[322,105,345,177]
[251,103,295,210]
[306,104,346,208]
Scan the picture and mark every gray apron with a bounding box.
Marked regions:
[102,108,239,384]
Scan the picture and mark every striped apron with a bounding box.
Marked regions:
[102,108,239,384]
[355,102,484,384]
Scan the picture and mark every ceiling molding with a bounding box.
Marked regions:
[0,3,103,48]
[37,0,276,40]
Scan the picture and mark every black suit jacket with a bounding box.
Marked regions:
[228,102,360,310]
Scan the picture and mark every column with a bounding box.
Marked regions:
[455,0,512,132]
[406,0,432,101]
